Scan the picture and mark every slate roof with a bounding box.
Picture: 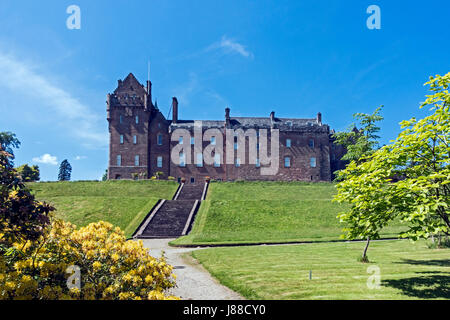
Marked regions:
[169,116,328,132]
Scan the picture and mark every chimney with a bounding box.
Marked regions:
[146,80,152,105]
[118,79,122,87]
[317,112,322,125]
[172,97,178,123]
[270,111,275,121]
[225,107,231,128]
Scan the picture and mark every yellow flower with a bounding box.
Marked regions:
[111,253,120,262]
[92,261,102,271]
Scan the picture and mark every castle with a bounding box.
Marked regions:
[107,73,347,182]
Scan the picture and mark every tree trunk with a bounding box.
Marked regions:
[362,236,370,261]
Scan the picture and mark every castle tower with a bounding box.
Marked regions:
[107,73,154,180]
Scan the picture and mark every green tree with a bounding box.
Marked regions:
[0,132,21,166]
[102,169,108,181]
[332,106,384,164]
[334,73,450,260]
[58,159,72,181]
[332,106,384,260]
[16,164,40,182]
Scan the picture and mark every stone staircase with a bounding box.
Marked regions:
[133,183,207,239]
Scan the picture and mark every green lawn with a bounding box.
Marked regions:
[192,240,450,299]
[172,181,407,245]
[29,180,178,237]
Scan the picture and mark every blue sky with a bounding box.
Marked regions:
[0,0,449,181]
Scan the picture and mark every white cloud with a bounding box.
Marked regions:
[32,154,58,165]
[75,155,87,160]
[0,51,107,147]
[208,36,254,59]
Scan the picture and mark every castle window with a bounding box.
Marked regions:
[286,139,291,148]
[235,158,241,167]
[309,139,315,148]
[133,135,137,144]
[310,157,317,168]
[157,156,163,168]
[196,153,203,167]
[332,154,336,161]
[116,155,121,166]
[190,177,195,184]
[135,155,140,166]
[179,137,184,145]
[157,134,163,145]
[256,158,260,167]
[211,137,216,145]
[234,142,238,150]
[286,121,292,127]
[115,174,121,180]
[119,115,123,124]
[284,157,291,168]
[214,154,220,167]
[120,135,124,144]
[190,137,195,145]
[135,115,139,124]
[179,153,185,167]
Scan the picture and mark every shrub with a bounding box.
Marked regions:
[0,149,178,300]
[0,149,53,243]
[0,220,178,300]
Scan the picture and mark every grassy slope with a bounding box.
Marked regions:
[29,180,178,238]
[172,181,406,245]
[192,240,450,300]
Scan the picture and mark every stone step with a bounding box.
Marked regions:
[140,200,196,238]
[176,184,205,200]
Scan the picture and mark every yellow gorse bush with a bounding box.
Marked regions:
[0,220,179,300]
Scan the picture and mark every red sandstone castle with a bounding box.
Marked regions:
[107,73,347,182]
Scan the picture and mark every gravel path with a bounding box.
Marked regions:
[140,238,244,300]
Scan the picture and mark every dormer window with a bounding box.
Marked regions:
[286,121,292,126]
